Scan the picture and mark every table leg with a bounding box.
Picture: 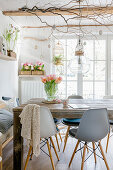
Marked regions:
[13,111,23,170]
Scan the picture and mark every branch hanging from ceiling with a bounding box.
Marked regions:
[2,0,113,36]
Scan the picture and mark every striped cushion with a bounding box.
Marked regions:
[0,126,13,144]
[0,109,13,134]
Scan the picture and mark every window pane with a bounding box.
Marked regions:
[95,40,106,60]
[111,82,113,95]
[95,61,105,80]
[111,61,113,81]
[67,39,77,60]
[67,81,77,97]
[83,40,94,60]
[83,82,93,99]
[83,61,93,81]
[111,40,113,60]
[58,81,66,98]
[94,82,105,99]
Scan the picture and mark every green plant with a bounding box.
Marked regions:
[53,55,63,64]
[3,24,19,51]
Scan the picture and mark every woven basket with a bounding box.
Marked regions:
[20,71,31,75]
[32,71,44,75]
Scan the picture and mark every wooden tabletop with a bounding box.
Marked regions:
[13,98,113,119]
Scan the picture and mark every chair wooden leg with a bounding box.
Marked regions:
[63,126,70,152]
[86,144,89,153]
[68,140,80,167]
[99,141,109,170]
[106,133,110,153]
[81,144,86,170]
[92,142,96,163]
[24,146,32,170]
[0,145,2,170]
[58,132,62,142]
[47,140,55,170]
[50,137,59,161]
[55,134,60,151]
[30,148,33,160]
[56,125,62,143]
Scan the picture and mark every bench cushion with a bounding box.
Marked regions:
[0,126,13,144]
[0,109,13,134]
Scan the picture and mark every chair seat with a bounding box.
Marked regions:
[109,120,113,125]
[54,118,62,125]
[62,118,81,126]
[69,128,78,138]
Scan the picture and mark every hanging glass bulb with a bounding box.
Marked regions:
[68,55,90,74]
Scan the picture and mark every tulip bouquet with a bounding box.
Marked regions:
[41,75,62,101]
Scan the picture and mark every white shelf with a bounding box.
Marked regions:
[19,75,44,78]
[0,54,17,61]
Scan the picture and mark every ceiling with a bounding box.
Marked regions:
[0,0,112,10]
[0,0,113,33]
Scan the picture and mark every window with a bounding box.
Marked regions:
[53,36,112,99]
[111,40,113,94]
[83,40,106,99]
[54,39,77,98]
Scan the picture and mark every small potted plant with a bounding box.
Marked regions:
[53,55,63,65]
[20,63,32,75]
[32,62,44,75]
[3,24,19,57]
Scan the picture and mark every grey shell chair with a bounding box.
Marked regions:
[68,95,83,99]
[62,95,83,152]
[103,96,113,153]
[69,108,110,170]
[25,106,59,170]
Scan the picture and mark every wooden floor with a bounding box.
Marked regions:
[3,132,113,170]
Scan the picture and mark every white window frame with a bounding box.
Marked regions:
[51,34,113,98]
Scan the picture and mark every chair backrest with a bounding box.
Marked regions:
[76,108,109,142]
[103,95,113,99]
[40,106,57,138]
[68,95,83,99]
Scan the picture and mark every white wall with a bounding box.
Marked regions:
[0,11,18,99]
[19,28,53,103]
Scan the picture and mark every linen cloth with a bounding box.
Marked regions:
[19,104,40,157]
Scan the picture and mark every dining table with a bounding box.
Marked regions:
[13,98,113,170]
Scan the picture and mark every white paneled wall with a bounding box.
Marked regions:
[19,78,45,104]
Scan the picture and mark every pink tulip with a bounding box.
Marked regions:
[38,67,42,70]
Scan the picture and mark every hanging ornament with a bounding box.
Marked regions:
[54,41,64,56]
[53,41,64,65]
[48,44,51,48]
[99,30,103,35]
[75,39,84,56]
[52,24,56,30]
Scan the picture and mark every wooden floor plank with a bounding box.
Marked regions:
[3,133,113,170]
